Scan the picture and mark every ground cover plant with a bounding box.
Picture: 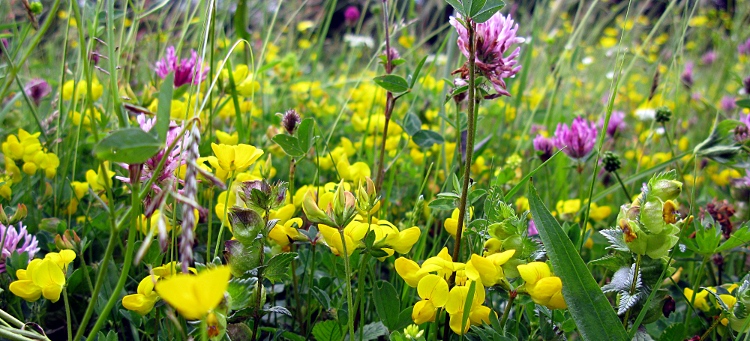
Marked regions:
[1,0,750,340]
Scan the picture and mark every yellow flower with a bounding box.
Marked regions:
[412,274,449,324]
[155,266,231,320]
[318,221,368,256]
[211,143,264,173]
[719,294,737,326]
[122,275,160,315]
[86,164,114,193]
[445,281,492,335]
[589,203,612,222]
[153,261,196,277]
[684,287,710,312]
[395,257,427,288]
[44,250,76,272]
[418,247,465,281]
[465,250,515,287]
[555,199,580,221]
[518,262,566,309]
[268,217,303,249]
[9,257,70,303]
[61,79,103,101]
[215,130,239,145]
[138,209,173,235]
[445,208,473,238]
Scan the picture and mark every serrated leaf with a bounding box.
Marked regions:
[272,134,305,158]
[599,229,630,252]
[716,223,750,252]
[528,182,629,341]
[472,0,505,23]
[312,320,344,341]
[265,306,292,317]
[412,130,444,148]
[311,286,331,310]
[402,112,422,136]
[93,128,162,164]
[445,85,469,104]
[373,281,401,330]
[156,73,174,142]
[227,277,254,310]
[374,75,409,93]
[297,118,316,153]
[264,252,297,283]
[589,254,629,272]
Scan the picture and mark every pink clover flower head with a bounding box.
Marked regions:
[553,116,597,160]
[154,46,209,88]
[344,6,360,26]
[598,110,626,138]
[450,12,524,98]
[720,96,736,112]
[532,134,555,161]
[0,222,40,273]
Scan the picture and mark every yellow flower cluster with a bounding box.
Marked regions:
[9,250,76,303]
[319,215,420,257]
[518,262,566,310]
[1,129,60,199]
[121,261,196,316]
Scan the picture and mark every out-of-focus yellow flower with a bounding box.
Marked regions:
[155,266,231,320]
[445,208,473,238]
[62,79,103,101]
[684,287,711,312]
[86,164,115,193]
[215,130,239,145]
[555,199,580,221]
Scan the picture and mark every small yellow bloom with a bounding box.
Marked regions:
[684,287,710,312]
[395,257,426,288]
[9,257,69,303]
[215,130,239,145]
[412,274,449,324]
[155,266,231,320]
[122,275,160,315]
[518,262,566,309]
[211,143,264,173]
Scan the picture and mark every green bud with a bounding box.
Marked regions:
[29,2,43,15]
[302,191,334,226]
[228,207,264,245]
[224,240,261,277]
[649,179,682,202]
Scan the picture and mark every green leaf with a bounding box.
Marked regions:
[412,130,445,148]
[528,182,628,341]
[409,56,429,89]
[156,73,174,142]
[312,320,344,341]
[505,149,564,199]
[468,0,486,17]
[460,281,477,334]
[445,0,466,16]
[374,75,409,93]
[297,118,316,153]
[93,128,162,164]
[264,252,297,283]
[472,0,505,23]
[716,223,750,252]
[373,281,401,330]
[402,112,422,136]
[736,99,750,109]
[428,197,456,210]
[354,322,389,341]
[227,277,254,309]
[272,134,304,158]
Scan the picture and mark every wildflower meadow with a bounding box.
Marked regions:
[2,0,750,340]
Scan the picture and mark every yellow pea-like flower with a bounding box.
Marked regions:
[155,266,231,320]
[122,275,161,315]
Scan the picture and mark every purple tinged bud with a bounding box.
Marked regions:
[739,38,750,56]
[527,220,538,236]
[532,134,555,161]
[681,62,694,88]
[553,116,598,160]
[154,46,209,88]
[24,79,51,106]
[282,109,301,135]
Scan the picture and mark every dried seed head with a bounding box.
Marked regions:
[281,109,301,135]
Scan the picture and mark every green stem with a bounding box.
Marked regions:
[356,253,370,341]
[251,209,270,341]
[374,0,395,193]
[63,288,72,341]
[499,291,517,328]
[622,254,642,326]
[305,244,317,337]
[699,317,721,341]
[213,171,237,258]
[683,255,710,327]
[339,230,356,339]
[613,171,632,203]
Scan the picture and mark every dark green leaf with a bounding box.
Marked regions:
[93,128,162,164]
[445,85,469,104]
[395,307,414,331]
[412,130,445,148]
[354,322,389,341]
[227,277,254,309]
[528,182,628,341]
[505,149,564,199]
[716,223,750,252]
[310,286,331,310]
[373,281,401,330]
[312,320,344,341]
[736,99,750,109]
[156,73,174,142]
[428,197,456,210]
[468,0,486,17]
[264,252,297,283]
[460,281,476,333]
[472,0,505,23]
[402,112,422,136]
[272,134,304,158]
[374,75,409,93]
[297,118,316,153]
[445,0,466,16]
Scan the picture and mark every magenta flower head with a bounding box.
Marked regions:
[738,38,750,56]
[533,134,555,161]
[344,6,360,26]
[0,222,40,273]
[680,62,694,88]
[720,96,736,112]
[527,220,538,236]
[450,12,524,98]
[554,116,598,160]
[24,78,51,106]
[742,76,750,95]
[154,46,209,88]
[701,50,717,65]
[598,110,626,138]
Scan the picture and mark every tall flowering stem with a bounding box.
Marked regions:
[451,19,477,270]
[375,0,396,193]
[180,123,201,273]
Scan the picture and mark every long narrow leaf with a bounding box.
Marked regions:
[528,182,628,341]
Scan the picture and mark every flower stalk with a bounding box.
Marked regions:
[375,0,395,193]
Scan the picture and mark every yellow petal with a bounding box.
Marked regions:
[155,266,231,320]
[417,274,449,307]
[122,292,159,315]
[518,262,551,286]
[412,299,436,324]
[388,227,421,254]
[465,254,497,287]
[137,275,159,295]
[445,286,468,315]
[9,280,42,302]
[395,257,424,288]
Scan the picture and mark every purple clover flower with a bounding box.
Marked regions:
[344,6,360,26]
[533,134,555,161]
[701,50,717,65]
[739,38,750,56]
[598,110,626,138]
[553,116,597,160]
[720,96,736,112]
[24,78,51,106]
[681,62,694,88]
[0,222,40,273]
[450,12,524,98]
[154,46,209,88]
[528,220,538,236]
